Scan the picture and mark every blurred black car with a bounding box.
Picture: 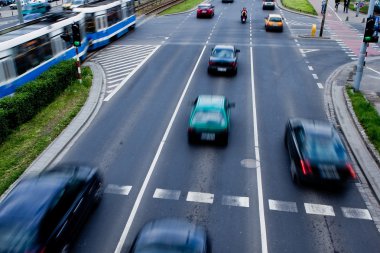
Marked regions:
[130,218,211,253]
[285,118,357,185]
[0,163,103,253]
[208,45,239,76]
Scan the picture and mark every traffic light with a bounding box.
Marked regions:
[363,16,379,43]
[72,23,81,47]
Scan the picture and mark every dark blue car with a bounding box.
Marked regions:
[0,163,103,253]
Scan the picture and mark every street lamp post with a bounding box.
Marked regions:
[320,0,329,37]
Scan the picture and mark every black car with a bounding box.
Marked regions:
[208,45,239,76]
[130,218,211,253]
[0,163,103,253]
[284,118,357,185]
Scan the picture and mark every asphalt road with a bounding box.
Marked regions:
[48,0,380,252]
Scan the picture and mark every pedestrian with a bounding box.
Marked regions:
[335,0,340,11]
[343,0,349,13]
[321,0,327,14]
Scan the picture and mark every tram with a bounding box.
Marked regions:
[74,0,136,51]
[0,0,136,98]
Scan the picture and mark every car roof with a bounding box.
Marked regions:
[134,218,207,251]
[268,14,282,18]
[196,95,225,110]
[213,45,235,51]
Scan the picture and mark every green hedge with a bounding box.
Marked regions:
[0,60,77,144]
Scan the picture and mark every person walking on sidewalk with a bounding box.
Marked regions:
[335,0,340,11]
[321,0,327,14]
[343,0,350,13]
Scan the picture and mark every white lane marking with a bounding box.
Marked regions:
[222,195,250,207]
[105,45,161,101]
[269,199,298,213]
[367,67,380,75]
[305,203,335,216]
[347,54,357,57]
[308,66,314,71]
[312,74,318,79]
[341,207,372,220]
[108,78,127,84]
[317,83,324,89]
[302,54,306,57]
[186,191,214,204]
[351,57,358,60]
[114,45,208,253]
[153,188,181,200]
[105,185,132,195]
[250,46,268,253]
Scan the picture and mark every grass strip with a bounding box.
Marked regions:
[282,0,317,15]
[0,67,92,195]
[159,0,205,15]
[347,86,380,152]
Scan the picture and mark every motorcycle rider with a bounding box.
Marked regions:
[241,7,247,22]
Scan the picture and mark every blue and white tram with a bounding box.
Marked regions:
[0,13,88,98]
[74,0,136,51]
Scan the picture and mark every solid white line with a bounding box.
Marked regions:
[114,45,208,253]
[105,185,132,195]
[341,207,372,220]
[105,45,161,101]
[186,191,214,204]
[250,47,268,253]
[328,5,342,21]
[153,188,181,200]
[222,195,250,207]
[305,203,335,216]
[268,199,298,213]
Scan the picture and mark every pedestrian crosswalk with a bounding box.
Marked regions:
[104,184,372,220]
[90,44,160,101]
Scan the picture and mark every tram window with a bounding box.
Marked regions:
[126,1,135,16]
[85,13,96,33]
[107,6,121,26]
[14,35,53,76]
[0,57,16,83]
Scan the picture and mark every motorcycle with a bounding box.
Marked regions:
[241,11,247,23]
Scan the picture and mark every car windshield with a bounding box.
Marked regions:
[198,5,210,9]
[303,134,347,163]
[265,0,274,2]
[212,48,234,58]
[193,110,225,125]
[63,0,71,3]
[269,17,282,22]
[72,0,83,4]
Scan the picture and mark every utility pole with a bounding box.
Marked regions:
[16,0,24,24]
[354,0,377,91]
[320,0,329,37]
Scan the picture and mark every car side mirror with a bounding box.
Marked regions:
[228,102,235,108]
[236,49,240,53]
[211,47,214,51]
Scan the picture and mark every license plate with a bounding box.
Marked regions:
[217,67,227,72]
[272,23,278,26]
[320,165,339,180]
[202,10,207,13]
[201,133,215,141]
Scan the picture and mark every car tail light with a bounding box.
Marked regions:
[209,60,215,66]
[300,159,312,175]
[230,62,236,67]
[188,127,194,133]
[346,163,357,179]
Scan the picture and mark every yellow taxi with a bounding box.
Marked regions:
[264,14,284,32]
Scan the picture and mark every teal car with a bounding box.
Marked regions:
[22,2,51,16]
[188,95,235,145]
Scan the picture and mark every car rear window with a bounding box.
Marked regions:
[198,5,209,9]
[303,134,347,163]
[193,111,226,125]
[269,17,282,22]
[212,49,234,58]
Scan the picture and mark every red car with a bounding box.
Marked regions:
[197,3,214,18]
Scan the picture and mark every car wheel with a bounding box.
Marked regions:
[60,243,70,253]
[232,68,237,76]
[207,68,212,75]
[188,133,195,144]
